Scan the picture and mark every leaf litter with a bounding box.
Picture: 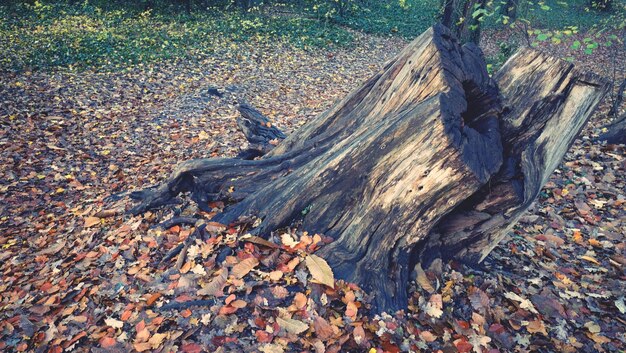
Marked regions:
[0,29,624,352]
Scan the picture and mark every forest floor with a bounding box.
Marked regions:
[1,18,625,353]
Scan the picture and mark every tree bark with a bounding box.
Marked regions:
[130,25,608,312]
[501,0,518,20]
[440,0,456,28]
[598,116,626,144]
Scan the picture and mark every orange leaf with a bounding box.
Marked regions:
[346,301,358,319]
[292,292,307,310]
[99,337,118,348]
[146,293,162,306]
[84,216,100,228]
[225,294,236,305]
[182,343,203,353]
[219,305,239,315]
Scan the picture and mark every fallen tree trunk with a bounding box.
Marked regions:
[130,25,608,312]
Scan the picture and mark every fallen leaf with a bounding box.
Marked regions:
[504,292,538,314]
[277,317,309,335]
[353,325,366,346]
[198,269,228,296]
[84,216,100,228]
[415,263,435,293]
[305,254,334,288]
[526,318,547,335]
[104,318,124,329]
[584,321,601,333]
[231,257,259,279]
[313,316,335,340]
[425,294,443,318]
[146,293,161,306]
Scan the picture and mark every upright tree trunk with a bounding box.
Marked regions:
[441,0,456,28]
[456,0,486,44]
[130,25,608,312]
[501,0,518,20]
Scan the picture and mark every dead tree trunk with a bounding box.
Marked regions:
[130,25,608,312]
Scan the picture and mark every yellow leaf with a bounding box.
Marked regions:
[198,131,209,140]
[305,254,334,288]
[148,333,167,349]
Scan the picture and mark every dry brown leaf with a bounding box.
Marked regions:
[230,299,247,309]
[84,216,100,228]
[292,292,307,310]
[198,269,228,296]
[148,333,167,349]
[353,325,366,346]
[415,263,435,293]
[269,270,283,281]
[526,318,547,335]
[231,257,259,279]
[580,255,600,265]
[313,316,335,340]
[146,293,161,306]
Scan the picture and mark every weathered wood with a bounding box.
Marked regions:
[235,103,285,159]
[418,48,610,266]
[130,25,608,312]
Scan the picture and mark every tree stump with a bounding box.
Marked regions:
[130,25,609,312]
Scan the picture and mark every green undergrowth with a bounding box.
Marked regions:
[0,0,621,72]
[332,0,440,39]
[0,2,354,72]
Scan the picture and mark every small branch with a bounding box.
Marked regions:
[158,216,198,229]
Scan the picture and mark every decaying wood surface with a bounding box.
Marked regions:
[420,48,611,267]
[130,25,609,312]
